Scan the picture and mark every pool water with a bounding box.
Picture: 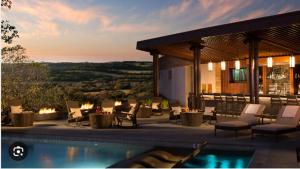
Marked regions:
[183,149,253,168]
[2,137,149,168]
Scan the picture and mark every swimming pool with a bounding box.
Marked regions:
[183,149,254,168]
[2,136,150,168]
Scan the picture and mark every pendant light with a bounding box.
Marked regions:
[221,61,226,71]
[235,60,240,70]
[267,57,273,68]
[208,61,213,71]
[290,54,295,68]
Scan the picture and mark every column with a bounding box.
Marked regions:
[190,42,204,109]
[150,50,159,97]
[246,36,260,103]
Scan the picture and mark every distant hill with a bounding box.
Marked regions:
[45,61,153,82]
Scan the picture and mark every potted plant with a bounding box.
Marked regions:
[161,99,170,113]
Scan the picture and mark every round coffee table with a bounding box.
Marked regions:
[89,113,113,129]
[181,112,203,126]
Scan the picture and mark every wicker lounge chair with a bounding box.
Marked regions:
[215,104,266,137]
[115,103,139,128]
[1,99,23,125]
[101,99,115,114]
[251,105,300,139]
[66,101,84,126]
[169,101,183,121]
[152,97,163,116]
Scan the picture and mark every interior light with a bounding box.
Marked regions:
[235,60,240,70]
[221,61,226,71]
[267,57,273,68]
[290,55,295,68]
[208,61,213,71]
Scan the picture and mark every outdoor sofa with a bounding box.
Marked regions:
[215,104,266,137]
[251,105,300,139]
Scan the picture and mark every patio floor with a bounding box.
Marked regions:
[2,114,300,168]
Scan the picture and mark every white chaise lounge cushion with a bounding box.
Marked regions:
[171,106,182,115]
[70,108,82,118]
[152,102,159,110]
[11,105,23,114]
[244,104,261,114]
[252,123,295,132]
[282,105,298,118]
[239,104,265,125]
[276,105,300,126]
[204,107,215,116]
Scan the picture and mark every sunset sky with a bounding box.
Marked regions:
[2,0,300,62]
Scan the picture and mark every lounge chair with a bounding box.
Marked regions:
[1,99,23,125]
[110,141,207,168]
[215,104,266,137]
[101,99,115,114]
[251,105,300,139]
[152,97,163,116]
[115,103,139,128]
[66,101,84,126]
[169,101,183,121]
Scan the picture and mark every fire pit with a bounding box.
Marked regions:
[34,108,58,121]
[81,103,94,110]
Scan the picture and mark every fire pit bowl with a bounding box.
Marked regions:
[34,108,58,121]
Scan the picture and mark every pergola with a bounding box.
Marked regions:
[136,11,300,106]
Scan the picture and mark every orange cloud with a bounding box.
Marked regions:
[204,0,252,23]
[98,14,160,33]
[160,0,192,18]
[198,0,214,10]
[230,9,267,22]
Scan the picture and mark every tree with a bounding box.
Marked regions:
[1,0,64,113]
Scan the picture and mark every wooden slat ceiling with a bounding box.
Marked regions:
[137,11,300,63]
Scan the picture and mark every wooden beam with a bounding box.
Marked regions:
[151,51,159,97]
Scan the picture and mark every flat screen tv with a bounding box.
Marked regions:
[229,68,247,82]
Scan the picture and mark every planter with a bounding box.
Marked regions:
[34,112,58,121]
[89,113,113,129]
[181,112,203,126]
[137,107,152,118]
[11,111,34,127]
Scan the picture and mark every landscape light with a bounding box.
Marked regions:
[221,61,226,71]
[290,55,295,68]
[208,61,213,71]
[267,57,273,68]
[235,60,240,70]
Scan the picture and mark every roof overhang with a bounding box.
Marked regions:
[137,11,300,63]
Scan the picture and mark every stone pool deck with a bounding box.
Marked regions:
[2,115,300,168]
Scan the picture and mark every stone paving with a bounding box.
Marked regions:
[2,115,300,167]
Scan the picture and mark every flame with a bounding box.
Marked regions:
[115,101,122,106]
[39,108,56,114]
[80,103,94,110]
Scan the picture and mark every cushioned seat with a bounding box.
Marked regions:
[215,104,266,137]
[251,105,300,138]
[252,123,295,131]
[216,121,250,128]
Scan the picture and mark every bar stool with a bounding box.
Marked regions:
[269,95,283,117]
[213,93,224,115]
[198,93,206,111]
[225,93,235,117]
[236,93,247,115]
[286,95,299,105]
